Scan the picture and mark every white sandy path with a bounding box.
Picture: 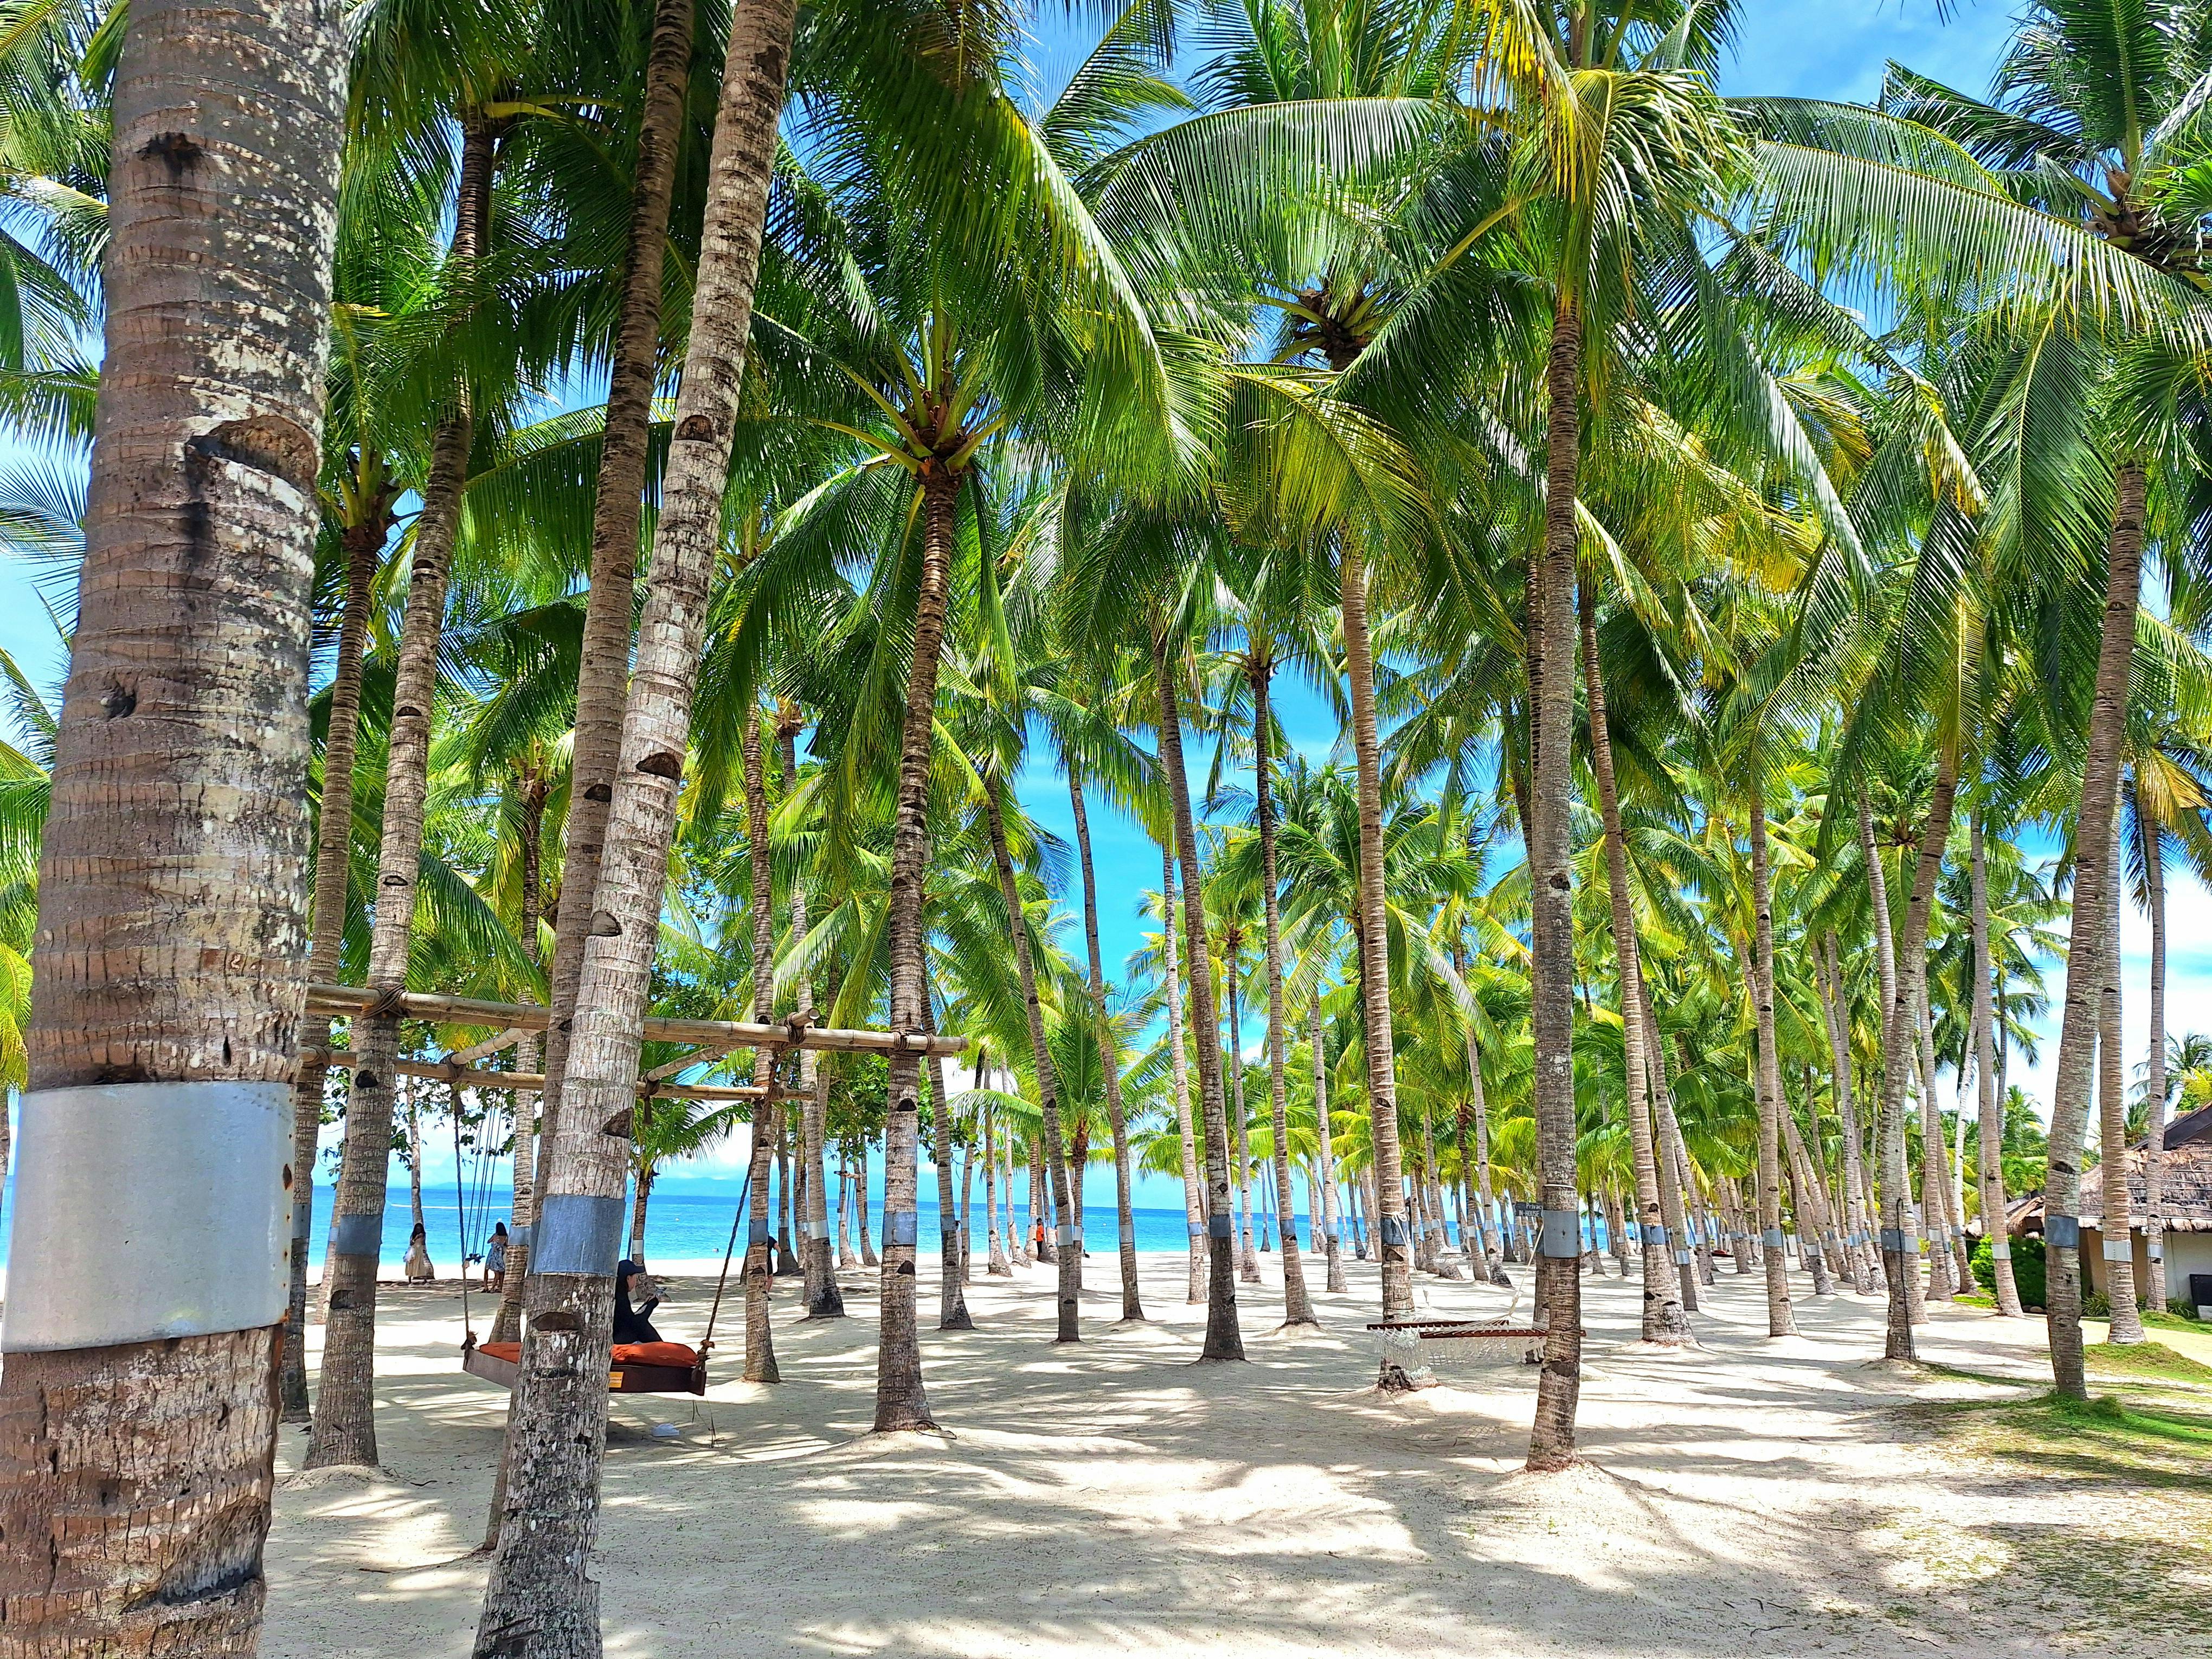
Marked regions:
[266,1250,2200,1659]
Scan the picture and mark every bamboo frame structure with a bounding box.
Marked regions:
[300,981,964,1105]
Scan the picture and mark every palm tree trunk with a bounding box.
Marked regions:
[1251,669,1316,1326]
[1527,297,1585,1465]
[780,723,843,1319]
[408,1086,429,1238]
[1813,934,1879,1296]
[1312,999,1348,1292]
[309,115,497,1472]
[857,1139,878,1265]
[983,1103,1009,1274]
[0,3,343,1644]
[959,1133,975,1282]
[1579,594,1683,1342]
[284,497,387,1418]
[1782,1112,1835,1294]
[2143,807,2169,1314]
[1227,962,1262,1284]
[628,1161,653,1264]
[1070,767,1143,1320]
[983,771,1080,1341]
[493,782,547,1347]
[1637,982,1696,1312]
[1748,783,1798,1338]
[1340,541,1414,1326]
[737,710,782,1381]
[1918,976,1957,1303]
[533,0,697,1177]
[2098,804,2146,1341]
[866,455,963,1431]
[474,7,795,1641]
[922,988,974,1330]
[1153,628,1244,1361]
[1860,790,1925,1352]
[1162,843,1207,1302]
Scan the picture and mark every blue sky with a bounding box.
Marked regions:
[15,0,2145,1203]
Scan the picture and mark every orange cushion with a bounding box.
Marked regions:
[613,1341,697,1368]
[476,1339,696,1368]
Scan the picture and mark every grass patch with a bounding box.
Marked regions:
[2142,1308,2206,1336]
[2085,1340,2212,1386]
[1917,1389,2212,1490]
[1953,1290,1995,1309]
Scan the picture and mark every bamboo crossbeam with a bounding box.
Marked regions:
[304,1048,812,1104]
[303,982,966,1057]
[643,1041,741,1083]
[445,1026,528,1066]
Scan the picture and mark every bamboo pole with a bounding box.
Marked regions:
[304,1048,814,1104]
[303,982,967,1056]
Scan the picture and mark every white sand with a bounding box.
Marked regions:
[267,1251,2203,1658]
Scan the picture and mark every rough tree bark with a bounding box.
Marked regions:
[1969,818,2024,1315]
[282,492,386,1418]
[1070,766,1143,1320]
[1154,628,1245,1361]
[0,2,344,1649]
[1162,842,1207,1303]
[2143,804,2169,1314]
[472,2,794,1645]
[1251,661,1316,1326]
[1311,999,1348,1291]
[1748,782,1798,1338]
[983,773,1079,1341]
[1527,295,1585,1467]
[739,711,780,1382]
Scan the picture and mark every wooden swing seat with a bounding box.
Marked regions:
[461,1337,709,1396]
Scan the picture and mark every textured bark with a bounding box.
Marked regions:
[1341,541,1413,1323]
[1637,980,1695,1313]
[2143,806,2169,1313]
[0,2,344,1649]
[1154,631,1244,1360]
[310,115,497,1470]
[2097,807,2145,1341]
[1860,792,1924,1354]
[870,461,959,1432]
[534,0,697,1173]
[920,984,971,1327]
[1580,596,1683,1343]
[739,713,780,1382]
[282,500,384,1418]
[783,721,842,1320]
[492,779,548,1346]
[1814,935,1879,1296]
[983,774,1078,1341]
[1162,841,1207,1302]
[1917,976,1957,1303]
[1251,667,1316,1326]
[1226,957,1262,1284]
[473,3,794,1645]
[1070,768,1143,1320]
[1527,298,1584,1467]
[1748,786,1798,1337]
[982,1103,1009,1275]
[1311,1000,1347,1291]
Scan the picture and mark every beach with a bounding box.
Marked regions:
[263,1250,2210,1658]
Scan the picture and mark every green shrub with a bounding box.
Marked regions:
[2085,1289,2111,1319]
[1971,1234,2047,1308]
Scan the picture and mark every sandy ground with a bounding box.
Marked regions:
[267,1249,2210,1658]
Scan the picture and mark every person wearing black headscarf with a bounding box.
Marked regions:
[613,1258,661,1345]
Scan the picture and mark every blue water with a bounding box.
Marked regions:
[293,1185,1356,1276]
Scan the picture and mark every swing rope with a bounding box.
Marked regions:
[698,1166,753,1362]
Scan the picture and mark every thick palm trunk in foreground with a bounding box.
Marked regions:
[2044,464,2145,1396]
[283,504,384,1418]
[1154,629,1245,1361]
[1340,541,1413,1328]
[0,5,343,1649]
[1071,767,1144,1320]
[310,118,497,1470]
[533,0,698,1171]
[1579,596,1683,1343]
[1251,664,1317,1327]
[1526,298,1585,1467]
[871,464,960,1431]
[473,3,794,1645]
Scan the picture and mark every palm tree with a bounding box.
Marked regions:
[0,2,345,1650]
[473,0,798,1640]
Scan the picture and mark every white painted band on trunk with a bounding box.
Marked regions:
[1120,1222,1136,1245]
[4,1081,290,1352]
[2101,1238,2133,1262]
[1989,1239,2011,1260]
